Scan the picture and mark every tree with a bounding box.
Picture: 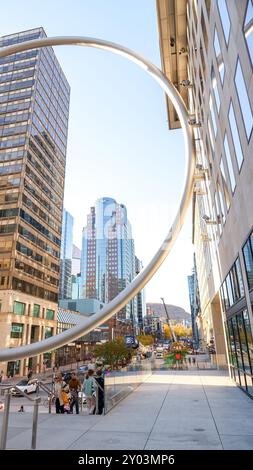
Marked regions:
[136,335,154,346]
[94,338,131,369]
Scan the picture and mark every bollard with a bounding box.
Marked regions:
[31,397,40,450]
[0,389,11,450]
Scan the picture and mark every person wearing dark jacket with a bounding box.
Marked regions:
[94,369,104,415]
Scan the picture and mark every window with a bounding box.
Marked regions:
[13,301,25,315]
[219,158,230,209]
[237,312,251,373]
[211,67,220,113]
[209,95,217,137]
[226,274,233,307]
[235,258,245,298]
[244,0,253,66]
[33,304,40,317]
[228,102,244,170]
[46,308,54,320]
[45,326,53,339]
[214,28,225,84]
[10,323,23,339]
[243,309,253,371]
[234,59,253,140]
[243,238,253,289]
[217,0,231,44]
[223,134,236,192]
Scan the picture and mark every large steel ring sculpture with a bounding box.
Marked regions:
[0,37,195,361]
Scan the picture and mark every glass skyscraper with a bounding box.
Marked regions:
[81,197,137,339]
[0,28,70,377]
[59,208,73,299]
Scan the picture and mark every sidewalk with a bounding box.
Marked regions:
[1,369,253,450]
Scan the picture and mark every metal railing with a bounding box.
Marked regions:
[0,384,41,450]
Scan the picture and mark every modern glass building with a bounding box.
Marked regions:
[0,28,70,376]
[135,256,146,333]
[157,0,253,396]
[81,197,137,339]
[59,208,73,299]
[187,254,200,348]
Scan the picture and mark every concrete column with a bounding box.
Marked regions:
[211,298,227,368]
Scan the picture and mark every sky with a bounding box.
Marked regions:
[1,0,194,311]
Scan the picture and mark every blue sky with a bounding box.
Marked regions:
[1,0,193,311]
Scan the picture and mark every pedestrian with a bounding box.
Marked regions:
[18,405,24,412]
[192,357,196,365]
[83,369,96,415]
[0,370,3,383]
[27,368,32,380]
[94,369,104,415]
[53,373,68,414]
[188,356,191,365]
[69,372,81,414]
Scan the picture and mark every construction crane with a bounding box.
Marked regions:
[160,297,177,343]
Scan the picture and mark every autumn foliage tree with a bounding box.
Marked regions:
[93,337,131,369]
[136,335,154,346]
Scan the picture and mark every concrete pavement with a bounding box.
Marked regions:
[1,369,253,450]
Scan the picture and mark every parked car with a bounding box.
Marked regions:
[78,365,89,373]
[11,379,38,396]
[156,352,164,359]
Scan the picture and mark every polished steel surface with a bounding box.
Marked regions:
[0,37,195,361]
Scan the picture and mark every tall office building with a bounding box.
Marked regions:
[157,0,253,396]
[0,28,70,376]
[187,254,200,348]
[135,256,146,333]
[81,197,137,339]
[59,208,73,299]
[71,244,82,299]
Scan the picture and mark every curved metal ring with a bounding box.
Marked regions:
[0,37,195,361]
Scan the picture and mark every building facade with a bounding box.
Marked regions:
[81,197,137,339]
[135,256,146,333]
[59,208,73,299]
[187,254,200,348]
[0,28,70,376]
[157,0,253,395]
[71,243,81,299]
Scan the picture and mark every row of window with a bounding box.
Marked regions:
[226,309,253,397]
[0,148,24,162]
[10,322,54,339]
[13,300,55,318]
[18,224,60,259]
[27,150,63,197]
[0,98,31,115]
[16,241,59,273]
[25,164,62,209]
[0,78,35,94]
[0,88,32,105]
[0,58,37,74]
[0,110,30,125]
[29,137,64,186]
[24,180,61,225]
[221,258,245,310]
[20,209,61,247]
[12,277,58,302]
[0,134,26,150]
[0,49,38,66]
[22,194,61,235]
[242,232,253,290]
[14,259,59,287]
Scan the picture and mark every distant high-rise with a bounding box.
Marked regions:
[59,209,73,299]
[81,197,137,338]
[0,28,70,377]
[135,256,146,333]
